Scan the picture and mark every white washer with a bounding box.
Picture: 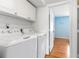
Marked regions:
[0,34,37,58]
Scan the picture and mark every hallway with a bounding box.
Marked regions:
[45,38,69,58]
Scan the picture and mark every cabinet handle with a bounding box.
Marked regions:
[27,17,31,20]
[15,12,17,15]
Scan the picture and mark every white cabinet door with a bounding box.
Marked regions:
[14,0,36,21]
[0,0,15,14]
[26,1,36,21]
[0,0,14,9]
[14,0,28,19]
[0,0,36,21]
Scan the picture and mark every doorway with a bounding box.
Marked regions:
[48,3,70,58]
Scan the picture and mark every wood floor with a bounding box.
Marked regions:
[45,38,69,58]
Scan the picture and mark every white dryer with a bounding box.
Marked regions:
[35,33,47,58]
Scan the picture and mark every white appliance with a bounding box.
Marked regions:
[0,27,47,58]
[22,28,47,58]
[5,35,37,58]
[0,33,37,58]
[35,33,47,58]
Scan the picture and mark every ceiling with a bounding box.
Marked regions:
[27,0,66,7]
[27,0,46,7]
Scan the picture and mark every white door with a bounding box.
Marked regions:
[14,0,36,21]
[49,8,55,52]
[0,0,15,14]
[0,0,14,9]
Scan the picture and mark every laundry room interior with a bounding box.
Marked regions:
[0,0,78,58]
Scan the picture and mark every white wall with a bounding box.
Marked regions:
[0,14,32,28]
[53,4,69,16]
[33,6,49,54]
[34,6,49,33]
[52,4,70,39]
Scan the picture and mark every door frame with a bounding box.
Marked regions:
[68,0,77,58]
[47,0,75,58]
[49,8,55,52]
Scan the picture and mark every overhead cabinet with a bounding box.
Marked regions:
[0,0,15,14]
[0,0,36,21]
[14,0,36,21]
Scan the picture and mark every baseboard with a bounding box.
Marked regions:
[55,36,69,39]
